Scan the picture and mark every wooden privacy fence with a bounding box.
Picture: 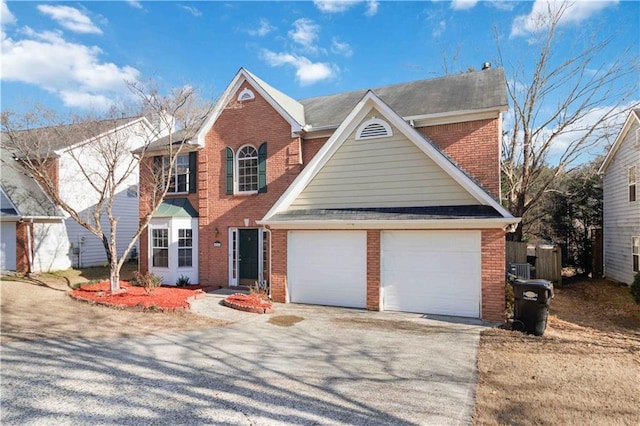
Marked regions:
[506,241,527,264]
[506,241,563,285]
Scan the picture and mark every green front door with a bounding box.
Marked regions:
[239,229,258,285]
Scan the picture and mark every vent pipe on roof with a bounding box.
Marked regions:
[482,62,491,70]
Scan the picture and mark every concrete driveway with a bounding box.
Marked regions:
[1,292,485,425]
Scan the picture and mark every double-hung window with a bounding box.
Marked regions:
[178,229,193,267]
[152,229,169,268]
[633,237,639,273]
[629,166,637,202]
[163,154,190,193]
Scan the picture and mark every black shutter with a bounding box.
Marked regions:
[188,151,197,193]
[258,142,267,193]
[226,147,234,195]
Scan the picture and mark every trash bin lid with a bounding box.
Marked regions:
[513,279,553,290]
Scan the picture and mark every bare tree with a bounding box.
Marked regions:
[498,0,639,241]
[1,82,211,292]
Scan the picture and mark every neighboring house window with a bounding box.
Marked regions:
[152,229,169,268]
[127,185,138,198]
[237,88,255,102]
[178,228,193,267]
[633,237,639,273]
[226,143,267,195]
[629,166,637,202]
[155,152,197,194]
[356,117,393,140]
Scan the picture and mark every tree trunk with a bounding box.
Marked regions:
[109,260,120,293]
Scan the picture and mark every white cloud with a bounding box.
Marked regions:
[261,50,336,85]
[288,18,321,53]
[366,1,379,16]
[59,91,114,109]
[488,0,516,11]
[127,1,143,9]
[450,0,479,11]
[248,19,275,37]
[511,0,619,38]
[313,0,378,16]
[1,0,16,27]
[314,1,360,13]
[37,4,102,35]
[331,37,353,57]
[180,5,202,17]
[1,27,139,109]
[432,20,447,38]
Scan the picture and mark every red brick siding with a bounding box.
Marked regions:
[15,221,30,274]
[269,229,288,302]
[481,229,506,322]
[366,230,381,311]
[417,119,500,197]
[301,138,327,167]
[197,82,304,286]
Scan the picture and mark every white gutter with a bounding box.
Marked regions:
[257,217,521,231]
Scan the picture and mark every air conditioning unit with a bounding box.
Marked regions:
[509,263,531,280]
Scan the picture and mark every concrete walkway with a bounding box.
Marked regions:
[1,290,486,425]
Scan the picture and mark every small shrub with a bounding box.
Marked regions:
[249,280,270,300]
[631,272,640,304]
[131,271,163,295]
[176,275,190,287]
[505,280,515,319]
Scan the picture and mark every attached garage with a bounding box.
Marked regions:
[288,230,367,308]
[381,230,481,318]
[1,222,17,271]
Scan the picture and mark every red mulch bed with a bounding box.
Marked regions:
[70,281,206,311]
[223,293,274,314]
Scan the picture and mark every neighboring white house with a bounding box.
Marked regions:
[1,147,69,272]
[1,115,166,273]
[599,108,640,285]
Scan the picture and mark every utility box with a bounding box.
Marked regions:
[511,279,554,336]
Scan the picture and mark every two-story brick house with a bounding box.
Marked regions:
[139,67,519,322]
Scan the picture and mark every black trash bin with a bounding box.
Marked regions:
[510,279,554,336]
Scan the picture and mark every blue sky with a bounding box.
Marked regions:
[1,1,638,133]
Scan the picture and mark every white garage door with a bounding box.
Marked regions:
[382,230,481,318]
[1,222,17,271]
[288,231,367,308]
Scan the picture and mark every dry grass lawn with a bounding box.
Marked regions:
[474,277,640,425]
[0,265,226,343]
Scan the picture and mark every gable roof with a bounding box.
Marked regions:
[260,90,518,229]
[301,68,508,129]
[195,68,305,146]
[191,67,508,148]
[1,116,145,157]
[599,108,640,174]
[0,148,63,220]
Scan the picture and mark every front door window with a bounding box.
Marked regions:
[239,229,259,285]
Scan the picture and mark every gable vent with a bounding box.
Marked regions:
[356,117,393,140]
[237,88,255,102]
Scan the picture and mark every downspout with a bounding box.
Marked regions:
[263,227,272,299]
[26,219,34,274]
